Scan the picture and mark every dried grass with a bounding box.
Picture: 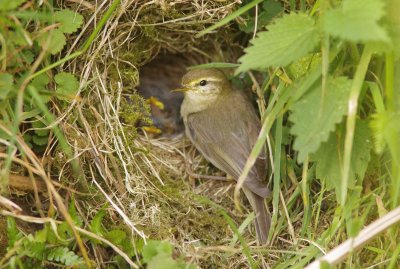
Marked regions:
[2,0,336,268]
[51,0,266,267]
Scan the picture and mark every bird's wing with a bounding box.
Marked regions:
[185,91,269,198]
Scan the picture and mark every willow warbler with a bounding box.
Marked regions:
[178,68,270,245]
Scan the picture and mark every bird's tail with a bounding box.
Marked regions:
[243,187,270,245]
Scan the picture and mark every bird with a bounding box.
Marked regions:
[177,68,270,245]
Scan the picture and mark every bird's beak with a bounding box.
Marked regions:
[171,86,190,93]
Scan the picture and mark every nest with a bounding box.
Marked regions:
[3,0,314,268]
[47,0,275,267]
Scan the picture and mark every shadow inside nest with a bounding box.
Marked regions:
[136,53,203,135]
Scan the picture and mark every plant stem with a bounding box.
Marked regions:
[341,45,372,205]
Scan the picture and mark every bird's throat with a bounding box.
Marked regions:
[180,91,219,118]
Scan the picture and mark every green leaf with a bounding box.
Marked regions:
[46,247,83,266]
[142,240,173,263]
[31,73,50,89]
[38,29,66,55]
[0,73,14,100]
[23,236,45,260]
[32,135,48,146]
[21,50,35,64]
[34,226,49,243]
[55,9,84,34]
[58,221,74,239]
[188,62,239,70]
[288,53,321,80]
[385,0,400,59]
[23,133,32,141]
[30,73,52,103]
[68,197,83,227]
[347,217,363,237]
[21,109,41,121]
[290,77,352,162]
[7,217,22,248]
[320,261,335,269]
[237,13,319,72]
[323,0,389,43]
[89,209,107,236]
[31,120,50,137]
[105,229,127,245]
[30,73,54,103]
[0,0,25,10]
[54,72,79,101]
[146,254,178,269]
[8,30,29,46]
[119,237,136,257]
[311,121,372,202]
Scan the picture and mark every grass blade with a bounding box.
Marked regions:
[270,115,282,240]
[195,0,263,38]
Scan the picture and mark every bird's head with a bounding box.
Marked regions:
[174,68,230,97]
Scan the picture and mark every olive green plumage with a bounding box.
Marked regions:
[179,68,270,244]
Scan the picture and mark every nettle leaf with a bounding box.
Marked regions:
[311,121,372,202]
[237,13,319,72]
[0,73,14,100]
[288,53,321,80]
[38,29,66,55]
[0,0,25,10]
[289,77,352,162]
[386,0,400,59]
[55,72,79,101]
[323,0,389,43]
[55,9,84,34]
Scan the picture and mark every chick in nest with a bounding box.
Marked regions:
[138,53,201,135]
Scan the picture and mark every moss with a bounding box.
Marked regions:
[119,94,152,145]
[140,178,230,244]
[142,25,159,39]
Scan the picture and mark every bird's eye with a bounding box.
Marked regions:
[199,80,207,86]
